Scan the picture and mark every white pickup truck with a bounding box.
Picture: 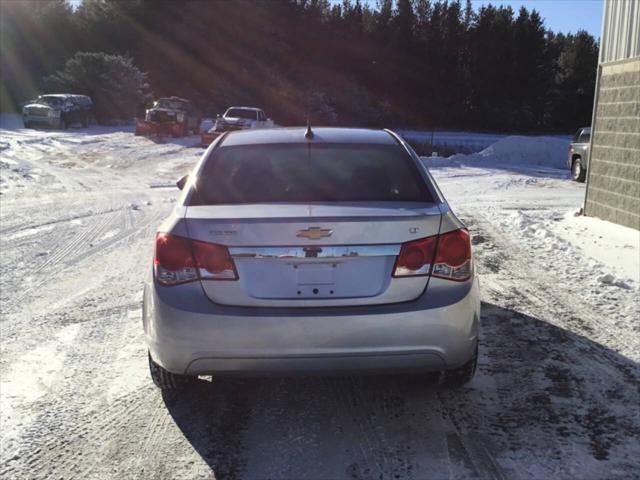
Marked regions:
[201,106,275,146]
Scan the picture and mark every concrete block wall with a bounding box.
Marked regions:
[585,58,640,230]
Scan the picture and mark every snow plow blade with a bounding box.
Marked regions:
[201,131,221,147]
[134,119,186,138]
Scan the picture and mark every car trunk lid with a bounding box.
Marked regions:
[185,203,441,307]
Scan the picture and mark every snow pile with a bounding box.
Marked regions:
[422,135,570,171]
[479,136,569,168]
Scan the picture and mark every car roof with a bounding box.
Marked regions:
[226,106,263,111]
[219,127,398,147]
[40,94,89,98]
[158,96,189,102]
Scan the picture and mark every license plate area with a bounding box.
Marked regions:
[230,248,398,300]
[295,263,335,285]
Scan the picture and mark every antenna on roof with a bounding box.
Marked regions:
[305,118,314,140]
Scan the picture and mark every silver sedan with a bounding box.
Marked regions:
[143,127,480,390]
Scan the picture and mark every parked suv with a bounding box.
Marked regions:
[22,94,93,129]
[144,127,480,391]
[568,127,591,182]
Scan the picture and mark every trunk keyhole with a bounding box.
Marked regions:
[313,288,319,294]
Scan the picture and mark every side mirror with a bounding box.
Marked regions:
[176,174,188,190]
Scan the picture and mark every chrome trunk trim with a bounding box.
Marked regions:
[229,244,400,259]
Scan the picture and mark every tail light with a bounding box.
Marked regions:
[393,229,472,281]
[431,229,472,281]
[393,236,438,277]
[154,233,238,286]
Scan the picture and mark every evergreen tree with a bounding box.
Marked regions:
[44,52,152,122]
[0,0,599,131]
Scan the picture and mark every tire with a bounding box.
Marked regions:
[81,114,89,128]
[148,352,195,390]
[60,118,67,130]
[571,158,586,183]
[441,342,478,388]
[23,120,31,129]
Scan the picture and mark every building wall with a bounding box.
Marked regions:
[584,58,640,230]
[600,0,640,63]
[584,0,640,230]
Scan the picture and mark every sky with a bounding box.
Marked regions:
[471,0,603,37]
[67,0,604,38]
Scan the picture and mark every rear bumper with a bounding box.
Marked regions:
[143,276,480,376]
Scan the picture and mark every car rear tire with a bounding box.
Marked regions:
[82,115,89,128]
[441,343,478,388]
[60,118,67,130]
[148,352,195,390]
[23,121,31,129]
[571,158,586,183]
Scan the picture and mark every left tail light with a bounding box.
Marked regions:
[393,236,438,277]
[154,233,238,286]
[393,228,472,281]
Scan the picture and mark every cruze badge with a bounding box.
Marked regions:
[297,227,333,240]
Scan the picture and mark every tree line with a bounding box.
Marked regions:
[0,0,599,132]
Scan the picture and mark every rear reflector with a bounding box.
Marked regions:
[393,229,472,281]
[155,233,237,286]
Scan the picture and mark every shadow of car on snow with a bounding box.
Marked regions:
[161,302,640,479]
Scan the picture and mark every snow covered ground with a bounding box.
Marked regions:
[1,116,638,479]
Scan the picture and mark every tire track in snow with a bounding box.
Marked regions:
[2,207,163,315]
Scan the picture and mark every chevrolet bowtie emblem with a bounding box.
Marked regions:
[296,227,333,240]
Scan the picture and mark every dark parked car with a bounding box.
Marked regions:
[22,94,93,129]
[568,127,591,182]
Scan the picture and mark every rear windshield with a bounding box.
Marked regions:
[37,96,63,106]
[156,99,187,110]
[190,143,434,205]
[225,109,258,120]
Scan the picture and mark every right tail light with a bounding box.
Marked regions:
[393,228,472,281]
[155,233,238,286]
